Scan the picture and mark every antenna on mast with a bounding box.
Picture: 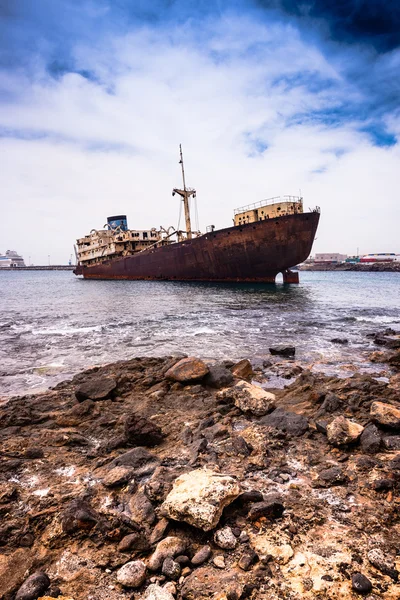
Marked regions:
[172,144,196,240]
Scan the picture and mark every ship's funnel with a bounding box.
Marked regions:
[107,215,128,231]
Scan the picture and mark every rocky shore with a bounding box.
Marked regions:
[298,263,400,272]
[1,332,400,600]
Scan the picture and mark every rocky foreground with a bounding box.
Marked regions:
[1,335,400,600]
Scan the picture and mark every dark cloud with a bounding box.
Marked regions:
[257,0,400,52]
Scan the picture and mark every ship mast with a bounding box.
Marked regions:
[172,144,196,240]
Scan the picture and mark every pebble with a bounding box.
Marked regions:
[191,545,212,566]
[116,560,147,588]
[213,555,226,569]
[143,583,176,600]
[352,573,373,594]
[15,572,50,600]
[214,526,238,550]
[161,557,181,580]
[238,549,257,571]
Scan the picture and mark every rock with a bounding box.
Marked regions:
[15,572,50,600]
[317,393,342,415]
[111,447,160,478]
[233,381,276,416]
[163,582,177,596]
[161,468,240,531]
[316,466,347,487]
[260,408,308,436]
[165,358,209,383]
[203,365,234,388]
[235,490,264,505]
[145,466,181,503]
[352,572,372,594]
[24,447,44,459]
[382,434,400,450]
[161,557,181,580]
[148,537,187,571]
[214,526,238,550]
[326,416,364,446]
[124,413,164,447]
[143,583,175,600]
[247,493,285,520]
[238,549,257,571]
[61,498,98,534]
[191,545,212,566]
[249,531,293,564]
[149,518,170,545]
[128,491,156,527]
[231,359,254,380]
[103,466,135,488]
[181,567,244,599]
[370,401,400,429]
[367,548,398,581]
[213,555,225,568]
[75,376,117,401]
[360,424,381,453]
[118,532,150,553]
[116,560,147,588]
[330,338,349,344]
[269,346,295,357]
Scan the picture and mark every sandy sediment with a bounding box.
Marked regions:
[1,333,400,600]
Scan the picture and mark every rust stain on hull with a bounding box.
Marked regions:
[74,212,319,283]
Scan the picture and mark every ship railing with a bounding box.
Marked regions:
[234,195,303,215]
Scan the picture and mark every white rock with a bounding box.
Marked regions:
[233,381,276,416]
[116,560,146,588]
[214,526,238,550]
[213,555,226,569]
[143,583,175,600]
[161,469,240,531]
[249,531,294,564]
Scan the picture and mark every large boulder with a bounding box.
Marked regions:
[161,469,240,531]
[232,381,276,416]
[326,416,364,446]
[269,346,295,357]
[260,408,308,436]
[165,357,209,383]
[124,413,164,447]
[75,376,117,401]
[370,401,400,429]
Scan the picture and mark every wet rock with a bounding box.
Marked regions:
[103,466,135,488]
[370,401,400,429]
[128,490,156,527]
[181,567,244,599]
[269,346,295,357]
[260,408,308,436]
[232,381,276,416]
[248,493,285,520]
[360,424,381,453]
[124,413,164,447]
[161,557,181,580]
[330,338,349,344]
[15,572,50,600]
[61,498,98,534]
[316,466,347,487]
[367,548,398,581]
[161,468,240,531]
[116,560,147,588]
[165,357,209,383]
[238,549,257,571]
[231,359,254,380]
[191,545,212,566]
[214,526,238,550]
[203,365,234,389]
[143,583,175,600]
[326,416,364,446]
[352,572,372,594]
[148,537,188,571]
[75,376,117,401]
[117,532,150,553]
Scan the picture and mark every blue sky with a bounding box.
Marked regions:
[1,0,399,262]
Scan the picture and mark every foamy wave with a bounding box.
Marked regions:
[32,325,103,336]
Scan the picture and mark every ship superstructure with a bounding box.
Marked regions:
[74,147,320,283]
[0,250,26,268]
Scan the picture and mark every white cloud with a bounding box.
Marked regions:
[0,14,399,263]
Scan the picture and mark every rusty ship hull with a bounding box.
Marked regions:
[74,211,319,283]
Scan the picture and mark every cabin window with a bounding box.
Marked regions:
[143,232,148,239]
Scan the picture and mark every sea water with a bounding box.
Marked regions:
[1,270,399,397]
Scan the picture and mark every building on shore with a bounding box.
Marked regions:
[314,253,348,263]
[0,250,25,268]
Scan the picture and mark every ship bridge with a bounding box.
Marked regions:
[234,195,303,226]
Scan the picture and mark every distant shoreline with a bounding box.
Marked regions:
[0,265,75,271]
[298,262,400,272]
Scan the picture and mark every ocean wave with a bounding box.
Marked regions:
[32,325,103,336]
